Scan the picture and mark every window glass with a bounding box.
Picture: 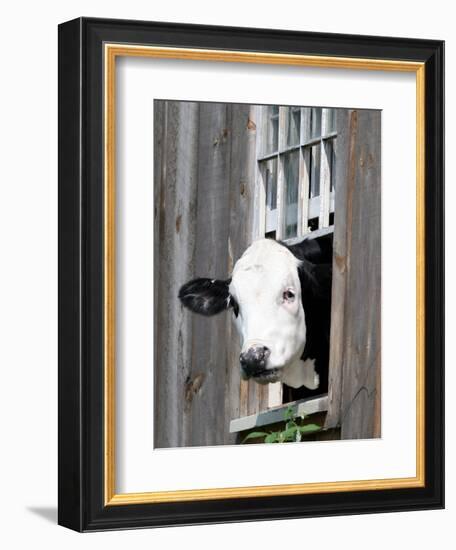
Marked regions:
[261,157,278,234]
[309,143,321,198]
[262,157,277,211]
[286,107,301,147]
[283,150,299,238]
[326,109,336,134]
[301,108,312,143]
[311,108,322,139]
[263,106,279,155]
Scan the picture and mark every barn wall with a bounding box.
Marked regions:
[326,109,381,439]
[154,100,258,447]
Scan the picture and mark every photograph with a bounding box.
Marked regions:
[153,100,381,448]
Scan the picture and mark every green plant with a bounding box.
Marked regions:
[242,405,321,444]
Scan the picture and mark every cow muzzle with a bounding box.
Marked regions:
[239,345,272,379]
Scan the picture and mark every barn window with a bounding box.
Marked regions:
[256,106,337,241]
[229,105,338,440]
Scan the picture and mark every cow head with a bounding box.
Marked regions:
[179,238,331,389]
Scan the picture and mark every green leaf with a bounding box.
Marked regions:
[284,406,295,421]
[242,431,269,443]
[279,426,299,441]
[298,424,322,435]
[265,432,280,443]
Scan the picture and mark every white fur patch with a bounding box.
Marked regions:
[281,358,320,390]
[232,238,302,276]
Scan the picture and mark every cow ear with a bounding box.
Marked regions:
[178,278,232,316]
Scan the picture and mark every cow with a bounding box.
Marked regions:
[178,235,332,399]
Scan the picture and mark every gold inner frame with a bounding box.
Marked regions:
[104,44,426,506]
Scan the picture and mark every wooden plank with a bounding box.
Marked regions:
[267,382,283,409]
[153,99,164,398]
[325,109,350,429]
[239,379,249,418]
[253,106,266,238]
[339,110,381,440]
[230,395,329,433]
[186,102,233,447]
[225,102,258,441]
[285,225,334,246]
[154,101,200,448]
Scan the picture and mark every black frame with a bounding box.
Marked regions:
[58,17,444,532]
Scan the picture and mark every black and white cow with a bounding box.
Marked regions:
[178,236,332,398]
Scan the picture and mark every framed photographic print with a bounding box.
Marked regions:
[58,17,444,531]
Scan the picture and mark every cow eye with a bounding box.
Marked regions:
[283,289,295,302]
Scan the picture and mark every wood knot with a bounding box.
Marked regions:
[367,153,375,169]
[175,213,182,233]
[214,128,229,146]
[247,118,256,131]
[334,254,346,273]
[360,152,375,171]
[185,373,205,403]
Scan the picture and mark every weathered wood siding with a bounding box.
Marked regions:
[154,101,259,447]
[326,109,381,439]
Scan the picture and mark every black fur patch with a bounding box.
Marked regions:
[283,236,333,397]
[178,278,233,316]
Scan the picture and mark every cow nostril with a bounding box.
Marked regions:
[254,346,270,362]
[239,346,270,378]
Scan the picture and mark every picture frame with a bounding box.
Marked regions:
[58,17,444,531]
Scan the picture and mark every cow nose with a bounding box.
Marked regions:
[240,346,270,378]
